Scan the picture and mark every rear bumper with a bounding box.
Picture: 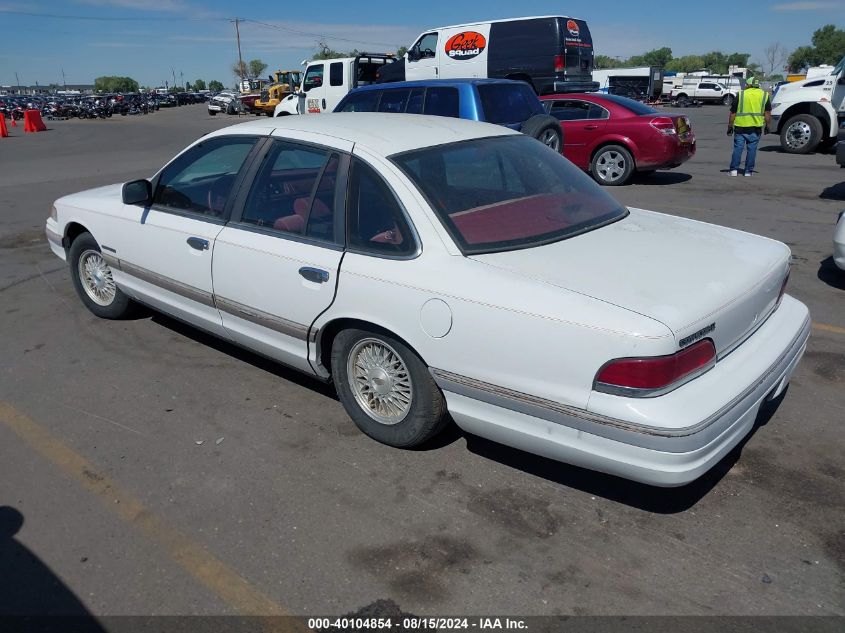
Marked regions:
[637,137,696,170]
[834,212,845,271]
[545,79,600,95]
[434,296,810,487]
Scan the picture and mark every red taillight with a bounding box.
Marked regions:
[554,55,565,73]
[595,339,716,396]
[650,116,677,136]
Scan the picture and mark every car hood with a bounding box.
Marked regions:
[469,208,791,355]
[58,183,124,209]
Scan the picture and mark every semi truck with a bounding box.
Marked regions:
[771,55,845,154]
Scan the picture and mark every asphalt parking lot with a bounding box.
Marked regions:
[0,104,843,618]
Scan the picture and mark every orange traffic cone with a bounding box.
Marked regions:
[0,114,8,137]
[10,114,17,127]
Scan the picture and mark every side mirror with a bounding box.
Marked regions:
[408,47,420,62]
[122,179,152,205]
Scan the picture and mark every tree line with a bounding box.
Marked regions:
[594,24,843,80]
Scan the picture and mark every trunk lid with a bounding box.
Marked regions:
[469,208,790,355]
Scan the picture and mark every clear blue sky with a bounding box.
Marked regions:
[0,1,842,88]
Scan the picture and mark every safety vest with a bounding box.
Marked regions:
[734,88,768,128]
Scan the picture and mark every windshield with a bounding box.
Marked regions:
[392,135,627,254]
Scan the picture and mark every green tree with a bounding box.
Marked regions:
[627,47,673,68]
[594,55,622,69]
[787,24,845,71]
[726,52,751,68]
[396,46,408,58]
[185,81,193,91]
[313,42,349,60]
[232,60,248,80]
[194,78,206,91]
[94,75,139,93]
[248,59,268,79]
[665,55,706,73]
[208,79,224,91]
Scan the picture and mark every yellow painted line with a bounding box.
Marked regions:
[0,402,291,617]
[813,322,845,336]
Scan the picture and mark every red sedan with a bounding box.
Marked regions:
[540,93,696,186]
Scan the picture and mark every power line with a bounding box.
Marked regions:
[0,9,221,21]
[243,19,402,49]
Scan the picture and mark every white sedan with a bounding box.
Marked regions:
[45,113,810,486]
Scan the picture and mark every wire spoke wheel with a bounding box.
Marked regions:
[596,150,626,183]
[347,338,413,426]
[77,249,116,306]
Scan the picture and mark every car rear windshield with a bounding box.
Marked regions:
[477,83,544,125]
[600,94,658,115]
[392,135,627,254]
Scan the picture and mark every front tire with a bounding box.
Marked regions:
[331,328,448,448]
[590,144,635,186]
[722,94,734,107]
[68,232,133,319]
[780,114,823,154]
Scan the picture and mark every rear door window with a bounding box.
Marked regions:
[378,89,411,113]
[478,84,544,125]
[423,87,459,117]
[547,99,591,121]
[338,91,380,112]
[329,62,344,87]
[406,89,425,113]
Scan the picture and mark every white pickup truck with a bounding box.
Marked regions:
[274,53,395,116]
[670,81,736,106]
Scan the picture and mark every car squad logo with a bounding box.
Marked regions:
[566,20,580,38]
[445,31,487,60]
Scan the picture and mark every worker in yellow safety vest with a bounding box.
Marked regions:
[727,76,772,177]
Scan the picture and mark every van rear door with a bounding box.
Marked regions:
[560,18,594,84]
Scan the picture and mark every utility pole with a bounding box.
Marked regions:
[62,67,67,91]
[180,70,184,89]
[15,71,21,95]
[231,18,245,90]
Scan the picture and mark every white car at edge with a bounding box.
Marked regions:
[45,113,810,487]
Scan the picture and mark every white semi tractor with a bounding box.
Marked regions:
[771,55,845,154]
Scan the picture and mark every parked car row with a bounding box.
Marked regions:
[332,79,695,186]
[0,92,207,122]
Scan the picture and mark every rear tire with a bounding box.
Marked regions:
[520,114,563,152]
[780,114,822,154]
[331,328,448,448]
[722,94,734,107]
[590,144,635,186]
[68,232,134,319]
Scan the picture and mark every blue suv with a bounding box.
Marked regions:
[333,78,563,151]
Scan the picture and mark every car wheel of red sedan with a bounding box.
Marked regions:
[590,145,634,186]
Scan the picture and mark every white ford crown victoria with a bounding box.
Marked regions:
[45,114,810,486]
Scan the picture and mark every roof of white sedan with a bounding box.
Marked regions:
[214,113,518,156]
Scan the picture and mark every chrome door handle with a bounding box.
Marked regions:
[299,267,329,283]
[584,124,599,130]
[187,237,209,251]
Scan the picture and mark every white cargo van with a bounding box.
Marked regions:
[274,53,394,116]
[376,16,598,95]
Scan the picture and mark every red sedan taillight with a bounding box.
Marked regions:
[649,116,678,136]
[554,55,565,73]
[594,339,716,397]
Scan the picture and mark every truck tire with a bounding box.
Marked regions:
[722,94,734,107]
[780,114,823,154]
[520,115,563,152]
[672,93,688,105]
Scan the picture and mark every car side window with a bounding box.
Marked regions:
[548,100,591,121]
[378,89,411,113]
[329,62,343,87]
[347,158,415,256]
[338,91,380,112]
[588,103,609,120]
[406,88,425,114]
[303,65,324,91]
[424,87,459,118]
[153,136,257,219]
[412,33,438,60]
[240,142,338,243]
